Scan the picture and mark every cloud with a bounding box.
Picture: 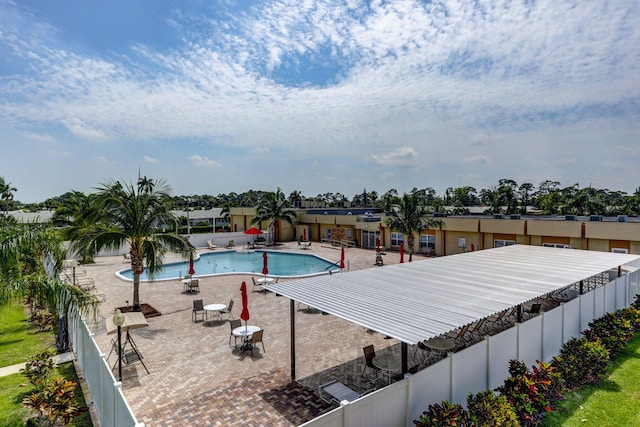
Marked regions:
[93,156,108,163]
[23,131,54,142]
[249,147,271,154]
[47,150,72,158]
[189,154,222,167]
[143,155,158,164]
[64,120,107,140]
[370,147,418,166]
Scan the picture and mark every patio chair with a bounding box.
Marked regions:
[206,240,217,250]
[375,253,383,266]
[224,240,234,248]
[524,303,542,319]
[220,299,234,320]
[228,319,242,348]
[361,345,382,383]
[187,279,200,294]
[192,299,205,323]
[445,323,471,345]
[122,253,130,263]
[251,277,263,293]
[249,329,265,357]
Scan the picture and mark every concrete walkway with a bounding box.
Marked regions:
[0,351,75,377]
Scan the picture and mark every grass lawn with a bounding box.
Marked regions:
[543,333,640,426]
[0,302,55,368]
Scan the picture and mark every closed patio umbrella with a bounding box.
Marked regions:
[188,252,195,275]
[399,243,404,263]
[240,281,250,330]
[339,247,345,270]
[303,228,307,241]
[376,237,381,253]
[262,251,268,276]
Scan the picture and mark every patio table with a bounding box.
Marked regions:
[204,303,226,324]
[372,354,401,384]
[232,325,261,351]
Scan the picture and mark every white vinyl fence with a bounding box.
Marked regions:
[302,270,639,427]
[69,316,144,427]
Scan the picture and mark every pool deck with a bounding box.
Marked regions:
[83,242,429,426]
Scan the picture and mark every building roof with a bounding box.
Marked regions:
[265,245,640,345]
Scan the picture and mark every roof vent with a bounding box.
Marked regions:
[618,215,628,222]
[564,215,577,221]
[493,214,504,219]
[510,214,521,220]
[589,215,603,222]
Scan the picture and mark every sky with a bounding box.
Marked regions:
[1,0,639,203]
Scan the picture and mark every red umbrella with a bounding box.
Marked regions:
[339,247,345,269]
[244,227,262,235]
[303,228,307,241]
[240,281,250,328]
[188,252,195,275]
[262,252,269,276]
[399,243,405,263]
[376,237,381,253]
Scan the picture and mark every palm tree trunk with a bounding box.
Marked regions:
[407,234,415,262]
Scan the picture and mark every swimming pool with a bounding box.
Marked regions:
[116,250,339,281]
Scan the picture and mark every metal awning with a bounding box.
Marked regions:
[266,245,640,345]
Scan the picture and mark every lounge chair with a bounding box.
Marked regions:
[224,240,234,248]
[318,380,373,406]
[122,253,131,263]
[207,240,217,250]
[524,303,542,319]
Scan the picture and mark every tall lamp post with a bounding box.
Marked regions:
[69,259,78,287]
[112,309,125,382]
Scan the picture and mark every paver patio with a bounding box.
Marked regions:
[84,242,428,426]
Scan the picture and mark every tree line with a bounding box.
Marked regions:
[3,176,640,216]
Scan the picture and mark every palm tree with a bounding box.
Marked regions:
[251,187,297,243]
[70,177,193,312]
[384,193,444,262]
[0,217,99,349]
[0,176,17,214]
[52,191,103,263]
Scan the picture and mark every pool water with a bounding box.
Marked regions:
[117,250,339,281]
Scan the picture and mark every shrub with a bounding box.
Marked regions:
[467,390,520,426]
[20,349,55,389]
[583,311,633,358]
[414,400,474,426]
[23,377,88,426]
[553,337,609,389]
[497,360,554,426]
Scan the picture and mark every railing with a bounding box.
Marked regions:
[69,315,144,427]
[301,270,639,427]
[320,239,356,248]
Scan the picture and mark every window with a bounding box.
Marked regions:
[420,234,435,251]
[543,243,572,249]
[612,248,628,254]
[494,239,515,248]
[391,232,404,246]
